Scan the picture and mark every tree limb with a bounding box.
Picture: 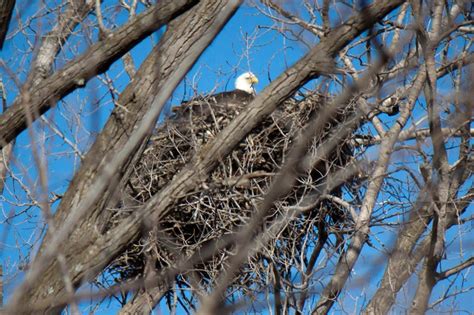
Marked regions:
[0,0,198,148]
[0,0,15,49]
[436,257,474,281]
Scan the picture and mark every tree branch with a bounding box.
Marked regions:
[315,46,426,315]
[5,0,238,313]
[0,0,15,49]
[0,0,198,148]
[436,257,474,281]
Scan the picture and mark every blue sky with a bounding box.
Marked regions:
[1,1,472,314]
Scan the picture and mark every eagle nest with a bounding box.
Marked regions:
[107,91,363,296]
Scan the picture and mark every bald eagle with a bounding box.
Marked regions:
[172,72,259,119]
[208,71,258,105]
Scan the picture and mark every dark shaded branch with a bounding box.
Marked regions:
[0,0,14,49]
[436,257,474,281]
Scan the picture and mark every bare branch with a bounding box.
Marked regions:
[0,0,198,148]
[315,48,427,315]
[437,257,474,281]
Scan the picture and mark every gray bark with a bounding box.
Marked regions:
[0,0,198,148]
[5,1,241,314]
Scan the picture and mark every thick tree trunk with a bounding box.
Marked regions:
[5,0,239,313]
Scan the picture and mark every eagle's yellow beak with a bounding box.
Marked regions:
[249,75,259,84]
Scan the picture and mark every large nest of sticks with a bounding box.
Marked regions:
[107,91,362,293]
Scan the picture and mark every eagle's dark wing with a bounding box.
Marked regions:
[209,89,254,105]
[171,89,254,121]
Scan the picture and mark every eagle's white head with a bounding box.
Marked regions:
[235,72,258,94]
